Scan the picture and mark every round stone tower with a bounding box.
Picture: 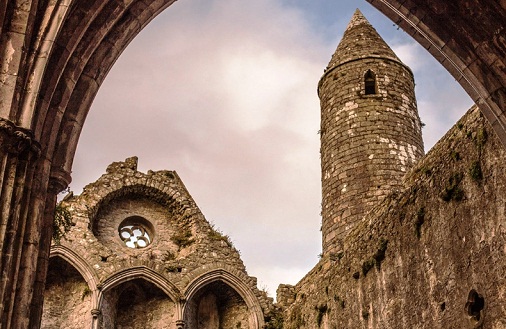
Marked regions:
[319,9,424,255]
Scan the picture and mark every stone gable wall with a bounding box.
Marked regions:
[42,157,273,328]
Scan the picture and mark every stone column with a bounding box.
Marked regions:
[28,168,71,329]
[176,298,186,329]
[0,118,68,328]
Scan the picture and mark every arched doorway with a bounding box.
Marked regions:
[183,270,265,329]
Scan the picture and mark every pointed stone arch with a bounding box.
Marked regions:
[42,251,96,328]
[49,245,100,308]
[98,266,182,306]
[97,267,181,328]
[183,269,265,328]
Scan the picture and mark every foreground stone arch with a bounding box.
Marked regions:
[0,1,505,328]
[367,0,506,143]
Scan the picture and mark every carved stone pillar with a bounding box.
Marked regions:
[28,168,71,329]
[176,299,186,329]
[0,118,69,328]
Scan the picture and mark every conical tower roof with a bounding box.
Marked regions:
[325,9,402,71]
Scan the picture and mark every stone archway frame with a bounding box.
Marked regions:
[1,1,505,328]
[366,0,506,145]
[49,245,100,310]
[29,0,506,188]
[97,266,183,319]
[32,0,180,180]
[183,269,265,328]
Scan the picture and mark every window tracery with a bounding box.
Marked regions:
[118,216,153,248]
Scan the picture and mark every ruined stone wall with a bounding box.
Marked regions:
[42,278,92,328]
[100,292,118,329]
[45,158,273,328]
[61,162,251,289]
[116,297,176,329]
[281,107,506,328]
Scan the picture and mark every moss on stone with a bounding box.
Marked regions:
[469,161,483,182]
[414,207,425,239]
[440,172,464,202]
[53,204,73,244]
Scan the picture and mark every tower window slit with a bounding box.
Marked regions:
[364,70,377,95]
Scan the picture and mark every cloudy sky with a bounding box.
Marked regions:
[71,0,473,297]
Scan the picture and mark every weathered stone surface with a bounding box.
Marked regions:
[282,106,506,328]
[0,1,506,328]
[41,156,273,328]
[319,10,424,255]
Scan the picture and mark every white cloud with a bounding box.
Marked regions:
[392,42,425,71]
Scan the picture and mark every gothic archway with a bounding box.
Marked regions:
[0,1,505,328]
[99,277,179,329]
[183,269,265,328]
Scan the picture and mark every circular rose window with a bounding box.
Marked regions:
[118,216,154,249]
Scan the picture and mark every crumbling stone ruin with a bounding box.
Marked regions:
[43,157,274,328]
[42,11,506,329]
[1,1,504,327]
[277,11,506,329]
[40,9,506,329]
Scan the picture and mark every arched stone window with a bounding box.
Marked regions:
[364,70,377,95]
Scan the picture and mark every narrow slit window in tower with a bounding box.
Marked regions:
[364,70,377,95]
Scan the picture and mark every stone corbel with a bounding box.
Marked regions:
[91,309,101,329]
[49,166,72,195]
[0,118,41,158]
[91,309,101,318]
